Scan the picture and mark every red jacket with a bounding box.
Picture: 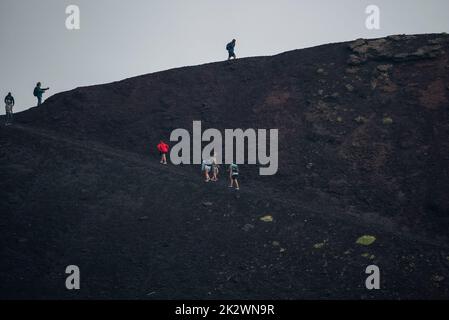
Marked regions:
[157,142,169,153]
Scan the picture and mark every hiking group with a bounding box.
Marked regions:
[201,154,240,190]
[4,39,236,126]
[3,40,240,187]
[3,82,49,126]
[157,141,240,191]
[155,39,239,188]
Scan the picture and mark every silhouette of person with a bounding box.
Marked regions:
[34,82,49,106]
[226,39,237,60]
[4,92,15,126]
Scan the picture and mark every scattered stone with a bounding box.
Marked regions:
[354,116,368,124]
[432,275,445,282]
[361,253,375,260]
[387,35,403,41]
[242,224,255,232]
[313,240,327,249]
[202,201,213,207]
[393,45,443,61]
[139,216,149,221]
[325,92,340,102]
[260,215,273,222]
[317,68,325,74]
[349,38,367,50]
[345,67,359,74]
[345,84,354,92]
[428,38,447,45]
[306,162,313,169]
[382,117,394,125]
[18,238,28,243]
[336,116,343,123]
[272,241,280,246]
[313,242,325,249]
[356,235,376,246]
[377,64,393,73]
[347,54,363,66]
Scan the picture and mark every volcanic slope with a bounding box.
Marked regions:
[1,33,449,298]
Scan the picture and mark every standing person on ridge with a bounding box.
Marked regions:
[33,82,49,106]
[226,39,237,60]
[4,92,15,126]
[157,140,169,165]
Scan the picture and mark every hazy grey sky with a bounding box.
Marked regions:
[1,0,449,113]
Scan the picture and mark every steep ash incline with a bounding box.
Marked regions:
[14,33,449,237]
[1,34,449,299]
[1,123,449,299]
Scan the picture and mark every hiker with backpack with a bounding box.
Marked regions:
[210,153,220,182]
[202,158,213,182]
[157,140,169,165]
[33,82,49,106]
[226,39,237,60]
[228,163,240,190]
[4,92,15,126]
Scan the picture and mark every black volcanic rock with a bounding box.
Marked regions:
[348,35,445,64]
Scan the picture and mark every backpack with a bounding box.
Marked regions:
[158,143,168,153]
[33,87,38,97]
[226,43,232,51]
[231,164,239,174]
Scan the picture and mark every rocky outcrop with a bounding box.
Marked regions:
[347,34,447,65]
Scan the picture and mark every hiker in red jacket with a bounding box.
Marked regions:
[157,141,169,165]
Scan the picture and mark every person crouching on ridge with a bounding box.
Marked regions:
[157,140,169,165]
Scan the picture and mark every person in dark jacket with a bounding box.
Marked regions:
[4,92,15,126]
[228,163,240,190]
[33,82,49,106]
[226,39,237,60]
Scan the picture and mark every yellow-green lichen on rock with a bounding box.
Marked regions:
[356,235,376,246]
